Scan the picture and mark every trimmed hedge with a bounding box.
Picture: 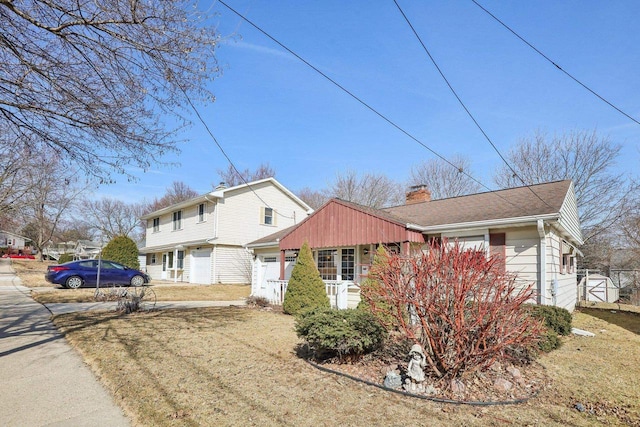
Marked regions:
[101,235,140,269]
[296,307,387,361]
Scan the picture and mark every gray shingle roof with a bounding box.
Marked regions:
[383,180,572,228]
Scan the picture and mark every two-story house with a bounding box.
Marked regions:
[140,178,312,284]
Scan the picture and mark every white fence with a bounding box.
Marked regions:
[263,279,360,309]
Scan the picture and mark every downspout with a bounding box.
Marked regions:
[537,219,547,306]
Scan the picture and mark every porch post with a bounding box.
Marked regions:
[279,249,286,280]
[402,241,410,255]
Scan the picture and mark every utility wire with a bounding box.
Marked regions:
[216,0,525,210]
[392,0,555,210]
[179,86,295,219]
[471,0,640,127]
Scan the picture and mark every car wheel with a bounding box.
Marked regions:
[130,275,145,287]
[66,276,83,289]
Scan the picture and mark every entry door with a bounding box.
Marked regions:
[161,253,168,279]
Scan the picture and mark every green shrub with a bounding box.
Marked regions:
[528,305,572,336]
[282,242,330,316]
[527,305,572,352]
[296,307,387,361]
[101,235,140,269]
[58,253,73,264]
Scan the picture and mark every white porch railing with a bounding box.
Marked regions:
[263,279,360,309]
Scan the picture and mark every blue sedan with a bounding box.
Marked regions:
[45,260,150,289]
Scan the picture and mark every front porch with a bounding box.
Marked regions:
[261,279,361,309]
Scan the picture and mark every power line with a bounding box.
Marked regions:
[471,0,640,127]
[179,86,295,219]
[392,0,555,210]
[216,0,525,210]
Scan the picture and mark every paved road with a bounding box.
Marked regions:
[0,259,130,427]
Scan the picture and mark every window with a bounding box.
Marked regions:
[341,248,355,281]
[150,253,157,264]
[177,250,184,269]
[317,249,337,280]
[198,203,206,222]
[172,210,182,230]
[152,217,160,232]
[263,207,274,225]
[263,256,277,263]
[167,251,174,268]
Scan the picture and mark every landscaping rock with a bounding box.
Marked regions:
[575,403,586,412]
[493,378,513,392]
[450,379,466,394]
[507,366,522,380]
[383,371,402,389]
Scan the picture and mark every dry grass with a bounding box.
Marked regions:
[53,307,640,427]
[10,259,55,287]
[12,260,250,303]
[31,285,250,304]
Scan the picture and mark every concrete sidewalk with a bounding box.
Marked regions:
[0,259,130,427]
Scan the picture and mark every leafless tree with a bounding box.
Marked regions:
[493,130,637,241]
[296,187,328,210]
[19,151,87,260]
[82,198,146,242]
[0,0,219,181]
[216,163,276,188]
[144,181,199,214]
[409,155,482,200]
[325,170,404,209]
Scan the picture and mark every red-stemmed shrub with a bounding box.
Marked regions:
[360,240,544,380]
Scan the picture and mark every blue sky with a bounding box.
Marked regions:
[97,0,640,203]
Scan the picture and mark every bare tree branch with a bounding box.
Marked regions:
[409,155,482,200]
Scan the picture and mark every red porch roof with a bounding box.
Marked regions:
[279,199,425,250]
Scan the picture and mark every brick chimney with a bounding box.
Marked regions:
[406,185,431,205]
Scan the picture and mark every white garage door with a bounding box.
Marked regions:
[190,249,212,284]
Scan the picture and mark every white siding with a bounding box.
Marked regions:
[558,183,583,245]
[547,229,577,311]
[215,181,309,246]
[144,201,216,249]
[503,227,539,295]
[214,245,252,284]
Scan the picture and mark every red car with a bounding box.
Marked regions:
[1,254,36,259]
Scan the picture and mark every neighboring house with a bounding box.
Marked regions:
[74,240,102,260]
[139,178,312,284]
[247,180,583,311]
[0,230,31,255]
[42,241,77,261]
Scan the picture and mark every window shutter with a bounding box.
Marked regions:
[489,233,506,273]
[260,206,265,225]
[273,209,277,226]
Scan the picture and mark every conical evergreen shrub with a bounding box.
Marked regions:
[283,241,330,316]
[101,235,140,269]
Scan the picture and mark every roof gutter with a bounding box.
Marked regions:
[406,213,561,233]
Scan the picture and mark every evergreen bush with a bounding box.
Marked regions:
[282,241,330,316]
[528,305,572,335]
[527,305,573,352]
[296,307,387,361]
[101,235,140,269]
[58,253,73,264]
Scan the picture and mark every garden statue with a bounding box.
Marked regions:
[407,344,427,382]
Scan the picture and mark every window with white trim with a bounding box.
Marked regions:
[172,210,182,230]
[152,217,160,232]
[197,203,206,222]
[177,250,184,269]
[260,207,276,226]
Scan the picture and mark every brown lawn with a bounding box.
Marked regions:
[53,307,640,427]
[10,259,250,303]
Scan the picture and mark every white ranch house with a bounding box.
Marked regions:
[247,180,583,311]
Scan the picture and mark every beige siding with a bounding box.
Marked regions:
[214,245,252,284]
[215,182,309,246]
[558,183,583,245]
[145,201,216,249]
